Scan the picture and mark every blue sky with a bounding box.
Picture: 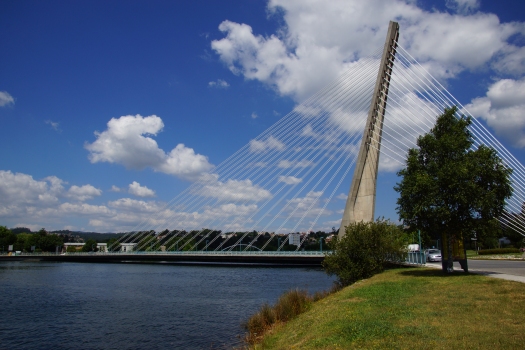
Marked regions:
[1,0,524,232]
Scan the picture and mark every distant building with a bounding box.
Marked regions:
[288,233,301,246]
[121,243,137,252]
[63,243,108,252]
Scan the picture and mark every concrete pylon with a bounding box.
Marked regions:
[339,21,399,238]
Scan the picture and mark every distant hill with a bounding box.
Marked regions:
[50,230,125,242]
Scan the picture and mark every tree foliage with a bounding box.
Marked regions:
[0,226,17,251]
[82,238,98,252]
[322,220,408,287]
[395,107,513,269]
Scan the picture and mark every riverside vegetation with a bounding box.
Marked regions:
[244,220,409,345]
[250,267,525,349]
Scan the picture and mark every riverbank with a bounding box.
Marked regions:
[253,267,525,349]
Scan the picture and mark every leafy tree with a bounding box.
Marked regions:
[35,228,63,252]
[0,226,17,252]
[322,220,408,287]
[395,107,513,272]
[82,238,98,252]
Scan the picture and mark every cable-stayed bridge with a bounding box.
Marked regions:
[76,22,525,263]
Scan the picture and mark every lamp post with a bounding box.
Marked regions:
[320,237,323,253]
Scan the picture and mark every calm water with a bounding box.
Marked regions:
[0,261,334,349]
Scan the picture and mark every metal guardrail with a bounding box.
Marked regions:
[405,252,426,265]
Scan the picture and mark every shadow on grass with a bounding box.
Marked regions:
[398,268,471,278]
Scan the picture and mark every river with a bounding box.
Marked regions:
[0,261,335,349]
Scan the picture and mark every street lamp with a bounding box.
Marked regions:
[320,237,324,253]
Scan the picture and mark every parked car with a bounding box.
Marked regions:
[424,249,441,262]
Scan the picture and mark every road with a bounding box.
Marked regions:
[465,259,525,277]
[427,259,525,283]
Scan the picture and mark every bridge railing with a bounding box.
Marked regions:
[405,252,426,265]
[2,250,329,257]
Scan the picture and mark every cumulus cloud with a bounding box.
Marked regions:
[67,185,102,201]
[0,171,62,209]
[446,0,480,14]
[249,136,285,153]
[128,181,156,197]
[208,79,230,88]
[286,191,332,217]
[212,0,525,102]
[110,185,123,192]
[277,159,314,168]
[278,175,302,185]
[465,78,525,148]
[0,91,14,107]
[196,177,272,202]
[251,112,258,119]
[85,115,213,181]
[336,193,348,200]
[0,170,113,229]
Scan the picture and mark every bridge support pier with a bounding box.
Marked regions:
[339,21,399,238]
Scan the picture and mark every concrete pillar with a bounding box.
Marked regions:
[339,21,399,238]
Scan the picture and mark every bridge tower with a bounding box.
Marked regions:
[339,21,399,237]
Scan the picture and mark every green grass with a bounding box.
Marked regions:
[254,268,525,349]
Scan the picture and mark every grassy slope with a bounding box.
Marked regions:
[257,268,525,349]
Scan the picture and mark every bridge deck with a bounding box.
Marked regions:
[1,251,326,267]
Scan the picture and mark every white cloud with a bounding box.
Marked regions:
[128,181,156,197]
[336,193,347,200]
[465,77,525,148]
[446,0,480,14]
[197,177,272,202]
[277,159,314,168]
[108,198,164,213]
[0,91,14,107]
[278,175,302,185]
[0,171,62,210]
[251,112,258,119]
[85,115,213,181]
[0,170,114,229]
[202,203,258,219]
[45,120,61,132]
[286,191,332,217]
[212,0,525,102]
[249,136,285,153]
[58,202,112,215]
[110,185,123,192]
[67,184,102,201]
[208,79,230,88]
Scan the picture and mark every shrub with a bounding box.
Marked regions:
[322,219,408,287]
[244,288,336,344]
[478,248,520,255]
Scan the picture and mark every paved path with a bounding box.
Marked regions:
[426,259,525,283]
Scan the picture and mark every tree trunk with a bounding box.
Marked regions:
[447,232,453,273]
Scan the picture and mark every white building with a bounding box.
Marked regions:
[120,243,137,252]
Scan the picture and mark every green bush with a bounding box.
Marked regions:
[322,219,408,287]
[478,248,520,255]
